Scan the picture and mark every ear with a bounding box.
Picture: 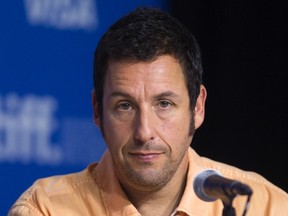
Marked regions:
[194,85,207,129]
[92,89,101,127]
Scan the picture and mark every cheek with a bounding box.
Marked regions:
[102,116,131,149]
[160,114,191,142]
[163,111,191,131]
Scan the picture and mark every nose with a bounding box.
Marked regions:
[134,107,155,144]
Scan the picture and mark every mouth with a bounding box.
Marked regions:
[129,152,163,163]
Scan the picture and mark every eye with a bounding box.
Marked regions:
[117,102,132,111]
[158,100,172,108]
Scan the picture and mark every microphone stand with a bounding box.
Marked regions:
[220,190,253,216]
[222,203,236,216]
[221,194,236,216]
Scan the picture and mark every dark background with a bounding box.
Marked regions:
[171,1,287,192]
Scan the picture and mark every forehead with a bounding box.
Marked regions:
[104,55,187,93]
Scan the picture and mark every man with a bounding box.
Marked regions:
[9,7,288,216]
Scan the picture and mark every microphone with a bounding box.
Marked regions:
[193,169,253,203]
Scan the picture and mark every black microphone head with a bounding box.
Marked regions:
[193,169,221,202]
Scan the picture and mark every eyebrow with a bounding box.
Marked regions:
[109,90,179,100]
[109,91,131,99]
[153,91,179,100]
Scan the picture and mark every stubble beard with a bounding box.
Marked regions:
[117,152,184,192]
[113,113,196,192]
[101,111,196,192]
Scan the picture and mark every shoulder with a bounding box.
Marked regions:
[8,162,105,216]
[32,162,99,195]
[201,155,287,194]
[200,156,288,214]
[203,156,287,195]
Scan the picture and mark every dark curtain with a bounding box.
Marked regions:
[171,0,288,192]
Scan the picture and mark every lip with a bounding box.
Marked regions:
[129,152,162,162]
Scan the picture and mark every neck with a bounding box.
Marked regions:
[135,179,187,216]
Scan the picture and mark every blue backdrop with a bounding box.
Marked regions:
[0,1,170,214]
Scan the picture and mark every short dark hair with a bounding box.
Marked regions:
[93,7,203,118]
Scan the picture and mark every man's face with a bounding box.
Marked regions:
[95,55,201,191]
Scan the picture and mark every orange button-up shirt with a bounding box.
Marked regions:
[8,147,288,215]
